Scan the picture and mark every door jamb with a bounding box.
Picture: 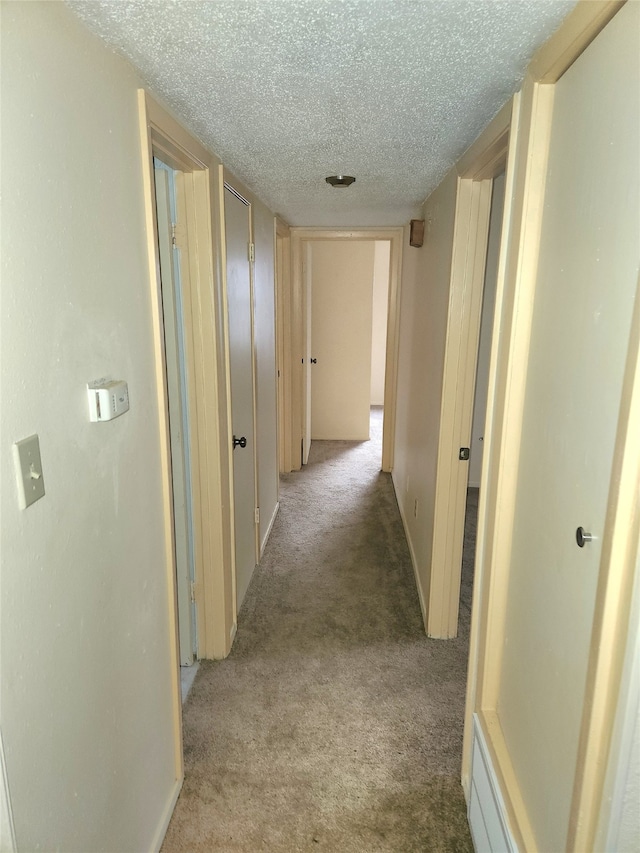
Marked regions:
[221,177,260,582]
[275,218,292,473]
[138,91,236,678]
[289,227,403,472]
[460,3,632,850]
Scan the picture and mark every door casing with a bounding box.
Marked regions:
[288,228,403,472]
[138,92,237,680]
[461,3,637,851]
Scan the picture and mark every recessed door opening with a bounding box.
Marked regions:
[302,237,393,469]
[460,171,505,627]
[153,158,198,697]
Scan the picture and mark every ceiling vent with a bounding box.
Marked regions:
[325,175,356,188]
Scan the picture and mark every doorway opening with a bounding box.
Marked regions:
[305,239,390,455]
[284,228,403,475]
[152,158,199,697]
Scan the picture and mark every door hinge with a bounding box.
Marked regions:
[190,581,196,602]
[249,242,255,263]
[171,222,177,247]
[255,507,260,524]
[459,447,470,461]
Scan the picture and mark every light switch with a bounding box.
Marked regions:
[13,434,45,509]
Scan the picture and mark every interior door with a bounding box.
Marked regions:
[496,5,639,850]
[224,185,257,609]
[310,240,375,440]
[154,162,196,666]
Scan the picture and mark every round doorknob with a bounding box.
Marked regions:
[233,435,247,449]
[310,358,317,364]
[576,526,593,548]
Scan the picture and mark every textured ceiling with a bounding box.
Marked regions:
[67,0,576,226]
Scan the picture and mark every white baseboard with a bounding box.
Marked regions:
[391,473,428,628]
[0,729,16,853]
[150,777,182,853]
[260,501,280,557]
[468,715,518,853]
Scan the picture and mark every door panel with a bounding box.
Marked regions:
[496,5,639,850]
[225,187,257,609]
[310,241,375,440]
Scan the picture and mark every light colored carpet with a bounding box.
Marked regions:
[162,409,475,852]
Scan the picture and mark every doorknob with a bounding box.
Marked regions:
[310,358,317,364]
[233,435,247,449]
[576,526,593,547]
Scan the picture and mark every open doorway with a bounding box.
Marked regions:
[306,239,389,449]
[284,228,403,475]
[460,172,505,627]
[153,159,199,697]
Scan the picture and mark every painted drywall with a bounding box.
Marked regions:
[468,172,505,488]
[370,241,391,406]
[392,169,459,617]
[252,200,279,553]
[310,241,375,440]
[1,3,178,849]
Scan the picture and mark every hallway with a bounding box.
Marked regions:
[162,411,474,851]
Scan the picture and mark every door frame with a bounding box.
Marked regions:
[275,217,292,473]
[153,162,197,666]
[461,2,636,850]
[138,91,237,676]
[221,177,260,595]
[288,227,403,472]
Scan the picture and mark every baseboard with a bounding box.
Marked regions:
[150,777,183,853]
[391,472,428,628]
[468,715,518,852]
[229,621,237,648]
[0,728,16,853]
[260,501,280,557]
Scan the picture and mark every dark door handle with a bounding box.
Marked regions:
[310,358,317,364]
[576,526,593,547]
[233,435,247,449]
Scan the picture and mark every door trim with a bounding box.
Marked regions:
[221,178,260,597]
[289,227,403,472]
[461,3,634,849]
[275,218,292,473]
[138,91,236,675]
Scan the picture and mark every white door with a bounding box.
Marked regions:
[154,162,196,665]
[310,240,375,440]
[497,5,639,850]
[224,186,257,609]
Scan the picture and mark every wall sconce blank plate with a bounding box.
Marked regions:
[410,219,425,248]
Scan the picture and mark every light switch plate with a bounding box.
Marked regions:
[13,434,45,509]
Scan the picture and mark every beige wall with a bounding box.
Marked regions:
[370,241,391,406]
[1,2,178,849]
[1,2,281,848]
[392,170,459,618]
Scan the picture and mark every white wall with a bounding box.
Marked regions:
[468,172,505,488]
[370,241,391,406]
[393,170,459,614]
[1,3,178,849]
